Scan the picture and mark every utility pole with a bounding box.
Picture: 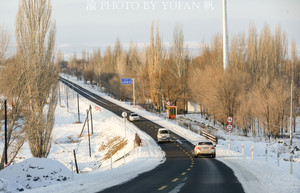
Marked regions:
[289,74,293,147]
[222,0,229,71]
[66,86,69,112]
[77,94,80,123]
[87,109,91,158]
[89,105,93,134]
[4,100,7,167]
[58,83,61,107]
[133,78,135,106]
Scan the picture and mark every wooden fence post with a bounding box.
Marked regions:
[79,110,89,137]
[59,83,61,107]
[66,86,69,112]
[73,149,79,174]
[77,94,80,123]
[89,105,93,134]
[87,109,91,158]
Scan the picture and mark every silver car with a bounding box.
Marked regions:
[157,128,171,143]
[128,113,140,121]
[194,141,216,158]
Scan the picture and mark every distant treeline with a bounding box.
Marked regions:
[61,22,300,139]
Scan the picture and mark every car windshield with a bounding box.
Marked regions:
[198,142,213,146]
[131,114,138,116]
[159,130,169,134]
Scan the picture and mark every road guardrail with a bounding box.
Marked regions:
[200,131,218,144]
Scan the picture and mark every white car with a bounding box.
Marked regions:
[157,128,171,143]
[128,113,140,121]
[194,141,216,158]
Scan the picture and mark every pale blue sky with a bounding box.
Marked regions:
[0,0,299,58]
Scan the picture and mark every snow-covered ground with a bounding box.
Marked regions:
[177,114,300,179]
[0,74,299,193]
[0,80,165,192]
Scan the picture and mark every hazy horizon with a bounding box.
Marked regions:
[1,0,300,59]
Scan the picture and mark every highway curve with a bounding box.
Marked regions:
[60,77,244,193]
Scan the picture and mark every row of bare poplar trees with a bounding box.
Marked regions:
[64,22,299,139]
[65,22,190,112]
[0,0,59,168]
[189,24,299,139]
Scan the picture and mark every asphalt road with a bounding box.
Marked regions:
[60,77,245,193]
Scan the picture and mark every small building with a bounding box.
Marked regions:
[187,101,201,113]
[167,106,177,119]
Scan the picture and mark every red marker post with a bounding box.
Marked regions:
[95,106,101,111]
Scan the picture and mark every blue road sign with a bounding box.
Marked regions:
[121,78,132,85]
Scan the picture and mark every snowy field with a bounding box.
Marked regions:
[0,74,299,193]
[177,114,300,179]
[0,80,165,193]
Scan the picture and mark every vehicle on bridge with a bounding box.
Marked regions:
[157,128,171,143]
[194,141,216,158]
[128,113,140,121]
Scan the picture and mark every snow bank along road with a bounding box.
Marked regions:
[60,77,244,193]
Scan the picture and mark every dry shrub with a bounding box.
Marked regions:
[98,137,128,160]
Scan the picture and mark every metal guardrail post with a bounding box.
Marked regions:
[135,133,141,146]
[242,144,244,155]
[200,130,218,144]
[290,153,293,175]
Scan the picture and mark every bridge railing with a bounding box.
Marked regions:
[200,130,218,144]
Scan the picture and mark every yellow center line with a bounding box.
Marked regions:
[172,178,179,182]
[190,165,194,168]
[181,172,187,176]
[158,186,167,191]
[187,168,191,171]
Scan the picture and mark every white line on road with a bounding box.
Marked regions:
[168,183,185,193]
[176,138,182,144]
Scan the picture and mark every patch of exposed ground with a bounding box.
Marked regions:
[98,136,128,161]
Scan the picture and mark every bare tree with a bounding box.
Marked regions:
[83,65,95,84]
[252,78,290,139]
[91,48,102,84]
[247,23,259,80]
[0,26,10,65]
[148,21,164,110]
[0,58,29,169]
[168,23,190,112]
[16,0,58,158]
[291,40,298,133]
[55,49,64,67]
[136,46,150,104]
[0,27,28,169]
